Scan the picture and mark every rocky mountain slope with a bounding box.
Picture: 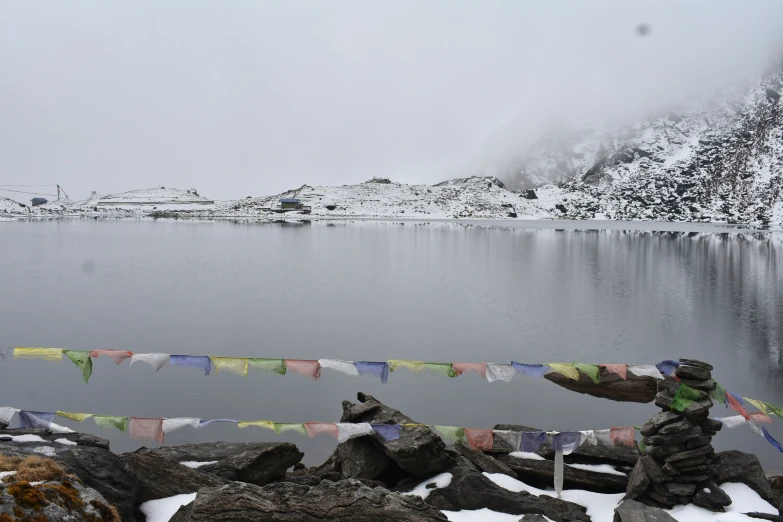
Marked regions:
[502,66,783,227]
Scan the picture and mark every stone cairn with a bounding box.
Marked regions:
[625,358,732,511]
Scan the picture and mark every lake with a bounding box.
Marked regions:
[1,218,782,469]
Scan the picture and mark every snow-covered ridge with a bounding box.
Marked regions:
[97,187,213,206]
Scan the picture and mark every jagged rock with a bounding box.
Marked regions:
[644,426,703,446]
[543,366,657,403]
[654,393,673,410]
[331,437,395,481]
[496,453,629,494]
[0,438,139,522]
[674,365,711,381]
[0,429,110,450]
[744,514,783,521]
[680,398,713,419]
[524,189,538,200]
[424,467,590,522]
[678,359,713,370]
[657,418,696,435]
[173,480,447,521]
[454,443,516,477]
[714,451,783,507]
[654,481,696,496]
[613,499,679,521]
[768,474,783,498]
[692,479,731,511]
[647,444,685,459]
[625,460,650,499]
[0,478,120,521]
[640,412,681,437]
[640,456,669,484]
[121,450,228,502]
[677,378,717,391]
[339,393,455,476]
[137,441,303,486]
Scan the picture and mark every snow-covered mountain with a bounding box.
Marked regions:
[501,66,783,226]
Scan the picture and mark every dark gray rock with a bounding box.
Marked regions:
[768,474,783,499]
[496,453,629,494]
[0,429,110,450]
[677,378,717,391]
[640,456,669,484]
[644,426,703,446]
[714,451,783,507]
[424,467,590,522]
[122,450,228,502]
[139,441,303,486]
[0,478,119,521]
[625,460,650,499]
[543,366,657,403]
[640,412,680,437]
[654,481,695,496]
[647,444,685,459]
[613,499,679,521]
[518,515,548,521]
[169,502,194,522]
[674,365,711,381]
[743,513,783,521]
[692,479,731,511]
[331,437,395,481]
[664,445,713,463]
[0,438,139,521]
[698,418,723,435]
[176,480,447,521]
[340,393,455,476]
[657,418,696,435]
[678,359,713,370]
[680,398,713,419]
[654,393,673,410]
[454,442,516,477]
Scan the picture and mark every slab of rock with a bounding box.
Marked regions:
[663,445,713,463]
[0,478,120,521]
[625,460,650,499]
[0,438,139,522]
[675,365,711,381]
[657,418,696,435]
[339,392,455,476]
[138,441,303,486]
[640,456,669,485]
[692,479,731,511]
[644,426,703,446]
[496,453,629,494]
[680,398,713,419]
[543,366,657,403]
[640,412,681,437]
[424,467,590,522]
[0,428,110,450]
[613,499,679,521]
[678,359,713,370]
[174,480,448,521]
[122,450,228,502]
[743,514,783,521]
[332,437,396,481]
[453,443,515,477]
[714,451,783,507]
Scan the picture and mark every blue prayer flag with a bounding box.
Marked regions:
[520,431,548,452]
[512,363,549,377]
[763,427,783,453]
[552,432,581,453]
[171,355,211,376]
[727,391,745,406]
[655,360,680,376]
[19,411,55,430]
[355,362,389,384]
[371,423,401,442]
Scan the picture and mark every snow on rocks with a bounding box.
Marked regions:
[139,492,198,522]
[404,473,454,500]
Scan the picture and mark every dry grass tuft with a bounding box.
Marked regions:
[14,455,66,482]
[0,455,22,471]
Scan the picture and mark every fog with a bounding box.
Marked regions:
[2,1,783,201]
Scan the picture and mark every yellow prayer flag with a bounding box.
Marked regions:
[388,359,426,376]
[744,397,769,416]
[56,411,93,422]
[14,347,64,362]
[546,363,580,381]
[209,357,249,377]
[238,420,275,430]
[401,423,426,427]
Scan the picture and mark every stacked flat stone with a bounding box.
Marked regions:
[625,358,732,511]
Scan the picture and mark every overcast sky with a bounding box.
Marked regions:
[2,1,783,201]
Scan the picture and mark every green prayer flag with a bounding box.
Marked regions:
[637,438,647,455]
[274,423,307,436]
[710,381,727,404]
[764,402,783,420]
[433,425,465,445]
[94,415,129,432]
[425,363,457,378]
[573,363,600,384]
[64,350,93,383]
[670,384,702,412]
[249,358,287,375]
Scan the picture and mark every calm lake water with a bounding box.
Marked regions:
[1,218,782,469]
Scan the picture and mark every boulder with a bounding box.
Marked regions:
[625,460,650,499]
[714,451,783,507]
[424,467,590,522]
[768,474,783,498]
[0,429,110,450]
[137,441,303,486]
[692,479,731,511]
[543,367,657,403]
[496,453,629,494]
[121,450,228,502]
[0,438,139,522]
[613,499,679,521]
[339,393,455,476]
[674,365,711,381]
[453,442,516,477]
[172,480,447,521]
[0,478,120,521]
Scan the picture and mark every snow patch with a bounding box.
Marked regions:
[442,508,546,521]
[0,471,17,479]
[140,492,198,522]
[55,438,77,446]
[403,472,453,500]
[8,434,46,443]
[180,461,217,469]
[509,451,546,461]
[32,446,56,457]
[566,463,626,476]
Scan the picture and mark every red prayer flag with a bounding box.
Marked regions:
[602,364,627,380]
[129,417,164,443]
[727,393,750,420]
[285,360,321,380]
[750,412,772,424]
[464,428,493,450]
[610,426,635,448]
[90,350,133,365]
[452,363,487,380]
[304,422,337,439]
